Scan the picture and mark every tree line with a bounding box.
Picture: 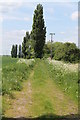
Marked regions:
[44,42,80,63]
[11,44,23,58]
[11,4,80,63]
[11,4,46,59]
[11,40,80,63]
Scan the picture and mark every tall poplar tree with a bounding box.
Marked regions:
[15,44,17,58]
[18,45,22,58]
[11,45,15,58]
[11,44,17,58]
[31,4,46,58]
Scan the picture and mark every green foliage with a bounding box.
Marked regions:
[22,31,30,58]
[31,4,46,58]
[26,39,35,59]
[44,42,80,63]
[43,43,51,58]
[63,42,80,63]
[53,42,64,60]
[22,31,34,59]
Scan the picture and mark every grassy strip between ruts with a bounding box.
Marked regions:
[30,59,55,117]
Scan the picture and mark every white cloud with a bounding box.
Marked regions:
[71,11,78,20]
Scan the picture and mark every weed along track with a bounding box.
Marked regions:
[3,59,78,119]
[4,71,33,118]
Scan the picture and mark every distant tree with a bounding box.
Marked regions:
[11,45,15,58]
[25,39,35,59]
[53,42,64,60]
[22,37,27,58]
[43,41,80,63]
[63,42,80,63]
[11,44,17,58]
[31,4,46,58]
[22,32,30,58]
[15,44,17,58]
[18,45,22,58]
[53,42,80,63]
[43,42,51,58]
[43,42,64,59]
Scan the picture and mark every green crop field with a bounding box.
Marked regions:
[2,57,78,120]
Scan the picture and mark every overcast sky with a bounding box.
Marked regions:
[0,0,79,55]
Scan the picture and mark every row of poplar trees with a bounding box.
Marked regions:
[11,4,46,59]
[11,44,22,58]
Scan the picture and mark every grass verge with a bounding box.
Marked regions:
[2,56,35,114]
[46,59,78,103]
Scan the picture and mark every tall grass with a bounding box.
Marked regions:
[2,56,35,114]
[2,56,18,66]
[2,56,35,96]
[46,59,78,103]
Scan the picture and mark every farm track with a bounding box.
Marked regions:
[4,60,78,119]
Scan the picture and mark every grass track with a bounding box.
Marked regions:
[30,59,78,117]
[2,59,78,119]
